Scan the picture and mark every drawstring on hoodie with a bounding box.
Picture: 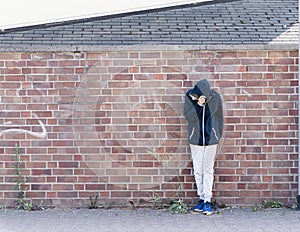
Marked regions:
[202,104,206,147]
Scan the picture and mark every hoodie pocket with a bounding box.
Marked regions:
[212,128,219,141]
[189,127,195,140]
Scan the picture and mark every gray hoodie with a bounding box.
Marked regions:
[184,79,223,146]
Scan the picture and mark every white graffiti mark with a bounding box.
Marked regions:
[0,114,47,139]
[242,88,252,98]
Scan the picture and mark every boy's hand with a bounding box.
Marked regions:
[198,95,206,105]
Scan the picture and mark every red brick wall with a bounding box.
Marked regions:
[0,50,298,207]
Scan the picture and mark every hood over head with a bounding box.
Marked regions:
[189,79,212,99]
[189,84,201,99]
[196,79,212,98]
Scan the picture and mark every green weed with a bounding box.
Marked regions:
[262,199,283,209]
[252,199,283,212]
[168,199,189,214]
[14,144,31,210]
[14,144,47,211]
[89,195,99,209]
[0,204,8,212]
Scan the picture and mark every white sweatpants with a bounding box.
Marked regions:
[190,144,218,203]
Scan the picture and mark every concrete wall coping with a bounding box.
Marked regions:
[0,43,298,53]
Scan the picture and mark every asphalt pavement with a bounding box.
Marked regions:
[0,207,299,232]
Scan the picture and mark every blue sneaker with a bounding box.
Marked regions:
[203,201,213,215]
[193,200,204,212]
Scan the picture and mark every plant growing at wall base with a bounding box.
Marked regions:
[14,144,32,211]
[211,199,229,214]
[99,202,114,210]
[168,177,189,214]
[139,191,170,209]
[147,148,190,213]
[88,195,115,210]
[251,204,260,212]
[262,199,283,209]
[89,195,99,209]
[0,204,8,212]
[168,199,189,214]
[252,199,283,212]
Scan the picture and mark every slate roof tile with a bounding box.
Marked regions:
[0,0,298,49]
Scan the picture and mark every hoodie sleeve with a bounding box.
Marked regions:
[184,90,203,122]
[215,94,224,138]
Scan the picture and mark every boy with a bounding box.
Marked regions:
[184,79,223,215]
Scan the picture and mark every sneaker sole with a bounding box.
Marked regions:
[203,211,213,215]
[193,209,203,212]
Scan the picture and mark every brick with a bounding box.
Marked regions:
[31,184,51,190]
[57,192,78,198]
[26,192,46,198]
[240,191,260,197]
[240,161,261,168]
[269,168,289,174]
[219,176,239,182]
[0,53,21,59]
[110,176,131,182]
[57,176,77,182]
[268,51,289,58]
[5,75,25,81]
[240,176,261,182]
[27,60,47,67]
[53,184,74,191]
[31,168,51,175]
[247,168,268,175]
[247,51,268,57]
[273,176,294,182]
[32,68,53,74]
[140,67,161,73]
[166,74,187,80]
[85,184,106,190]
[59,60,80,66]
[131,176,152,182]
[113,74,133,80]
[111,191,132,198]
[140,52,161,59]
[268,65,289,72]
[133,162,154,168]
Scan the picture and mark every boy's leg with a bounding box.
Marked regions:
[190,144,205,200]
[202,145,218,203]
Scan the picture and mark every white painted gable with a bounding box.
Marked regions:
[0,0,211,29]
